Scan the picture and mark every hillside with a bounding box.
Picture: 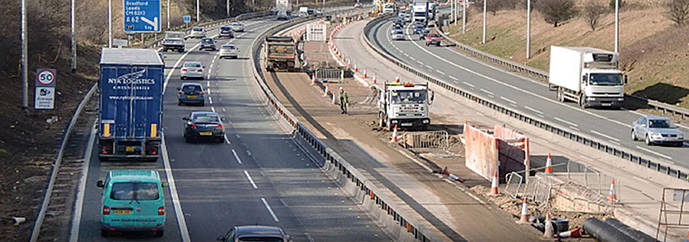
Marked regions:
[444,2,689,108]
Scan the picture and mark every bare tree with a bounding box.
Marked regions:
[474,0,518,15]
[536,0,578,27]
[584,0,608,31]
[666,0,689,26]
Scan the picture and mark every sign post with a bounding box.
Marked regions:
[34,69,56,110]
[124,0,162,33]
[183,15,191,28]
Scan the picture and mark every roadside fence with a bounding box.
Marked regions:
[400,130,450,151]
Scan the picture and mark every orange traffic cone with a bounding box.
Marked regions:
[363,68,368,78]
[323,84,329,97]
[543,212,554,238]
[391,125,399,143]
[373,73,377,84]
[490,170,499,195]
[518,198,529,224]
[557,228,582,238]
[608,178,617,203]
[544,153,553,175]
[311,72,316,85]
[354,64,358,72]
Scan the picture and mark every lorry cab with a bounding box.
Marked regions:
[97,170,166,237]
[378,82,433,130]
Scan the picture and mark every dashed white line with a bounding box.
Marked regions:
[232,149,243,164]
[591,130,621,142]
[480,88,494,96]
[208,96,213,104]
[206,81,210,86]
[554,117,579,127]
[462,81,475,88]
[222,108,227,112]
[437,70,446,75]
[261,198,280,222]
[524,106,544,115]
[500,96,517,105]
[417,61,424,65]
[569,126,580,131]
[449,75,458,80]
[426,65,434,70]
[409,56,416,61]
[224,134,231,144]
[211,106,216,112]
[244,170,258,189]
[635,146,674,161]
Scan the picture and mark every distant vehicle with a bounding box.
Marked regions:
[275,0,291,14]
[177,83,205,106]
[216,225,290,242]
[264,35,297,71]
[418,29,430,40]
[299,6,309,16]
[314,9,323,16]
[190,27,205,38]
[378,82,433,130]
[391,29,405,40]
[413,24,425,35]
[219,44,239,59]
[180,61,205,80]
[424,32,441,46]
[631,116,684,147]
[97,170,165,237]
[307,8,315,15]
[412,1,429,23]
[98,48,163,161]
[162,31,185,52]
[277,10,290,20]
[199,38,216,51]
[219,26,234,38]
[230,22,244,32]
[404,12,412,22]
[391,25,402,34]
[354,2,362,8]
[383,3,396,14]
[548,46,626,108]
[183,111,225,143]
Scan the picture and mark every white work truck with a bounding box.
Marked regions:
[549,46,626,108]
[378,82,433,130]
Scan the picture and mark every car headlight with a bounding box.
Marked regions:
[422,120,429,123]
[651,132,663,138]
[678,134,684,139]
[391,120,398,124]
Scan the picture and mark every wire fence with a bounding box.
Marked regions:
[400,130,449,151]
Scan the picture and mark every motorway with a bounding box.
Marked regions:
[367,18,689,168]
[73,16,388,241]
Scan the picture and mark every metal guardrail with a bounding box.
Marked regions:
[29,84,97,242]
[250,12,439,242]
[434,26,689,120]
[361,16,689,182]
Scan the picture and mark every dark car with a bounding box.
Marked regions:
[414,24,425,35]
[219,26,234,39]
[200,38,216,51]
[183,112,224,143]
[177,83,205,106]
[217,225,289,242]
[418,29,430,40]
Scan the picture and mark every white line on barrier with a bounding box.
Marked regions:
[261,198,280,222]
[161,138,192,242]
[591,130,620,142]
[524,105,544,115]
[635,146,674,161]
[462,81,474,88]
[480,88,494,96]
[68,123,96,242]
[232,149,243,164]
[500,96,517,105]
[554,117,578,127]
[244,170,258,189]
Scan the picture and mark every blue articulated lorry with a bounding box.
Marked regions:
[98,48,164,161]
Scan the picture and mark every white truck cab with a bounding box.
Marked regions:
[378,82,433,130]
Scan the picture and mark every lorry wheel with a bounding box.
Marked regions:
[578,94,587,108]
[556,88,564,102]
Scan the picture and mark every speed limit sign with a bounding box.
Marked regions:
[36,69,56,87]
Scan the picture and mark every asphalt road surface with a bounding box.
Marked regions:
[74,17,389,242]
[368,18,689,169]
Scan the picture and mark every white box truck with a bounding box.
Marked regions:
[412,1,429,23]
[548,46,626,108]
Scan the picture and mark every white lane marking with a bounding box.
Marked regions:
[443,179,485,204]
[207,81,210,86]
[209,96,213,104]
[609,140,621,145]
[524,105,544,115]
[222,108,227,112]
[417,61,424,65]
[224,134,231,144]
[480,88,494,96]
[244,170,258,189]
[68,123,96,242]
[261,198,280,222]
[164,43,202,93]
[403,52,409,57]
[403,31,634,129]
[500,96,517,105]
[636,145,674,161]
[437,70,445,75]
[211,106,216,112]
[161,138,191,242]
[207,88,211,95]
[247,150,252,156]
[449,75,458,80]
[232,149,243,164]
[591,129,621,142]
[462,81,475,88]
[569,126,580,131]
[426,65,434,70]
[554,117,579,127]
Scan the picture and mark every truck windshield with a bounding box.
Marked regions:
[269,45,294,54]
[589,73,622,85]
[110,182,159,200]
[391,90,426,104]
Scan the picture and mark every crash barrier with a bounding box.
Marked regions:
[583,217,635,242]
[30,84,97,242]
[400,130,449,151]
[433,26,689,121]
[463,122,529,182]
[250,11,439,242]
[522,176,551,205]
[504,172,523,198]
[656,187,689,241]
[361,16,689,183]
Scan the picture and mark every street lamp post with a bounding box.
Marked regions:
[614,0,619,53]
[526,0,531,59]
[71,0,76,72]
[108,0,112,48]
[21,0,28,109]
[196,0,200,22]
[482,0,486,44]
[462,0,466,33]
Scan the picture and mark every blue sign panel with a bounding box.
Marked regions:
[183,15,191,23]
[123,0,161,33]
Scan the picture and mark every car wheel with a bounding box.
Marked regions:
[645,135,652,146]
[631,130,637,141]
[154,230,164,237]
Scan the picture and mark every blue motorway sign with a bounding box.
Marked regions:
[183,15,191,23]
[123,0,161,33]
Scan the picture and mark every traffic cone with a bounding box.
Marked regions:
[373,73,377,84]
[332,93,337,105]
[354,64,358,72]
[347,59,351,69]
[490,170,499,195]
[363,68,368,78]
[311,72,316,85]
[518,198,529,224]
[543,212,554,238]
[395,76,400,83]
[608,178,617,203]
[323,84,329,97]
[556,228,582,238]
[544,153,553,175]
[391,125,399,143]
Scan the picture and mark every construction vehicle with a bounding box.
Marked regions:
[378,82,434,130]
[264,36,298,72]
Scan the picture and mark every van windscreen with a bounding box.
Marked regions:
[110,182,160,200]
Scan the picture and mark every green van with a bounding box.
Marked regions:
[97,170,166,237]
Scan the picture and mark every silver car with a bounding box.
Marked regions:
[190,27,205,38]
[391,29,405,40]
[230,23,244,32]
[180,61,204,80]
[218,45,239,59]
[631,116,684,147]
